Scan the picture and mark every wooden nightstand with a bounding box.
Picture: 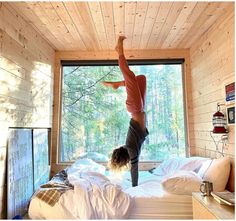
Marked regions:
[192,192,235,219]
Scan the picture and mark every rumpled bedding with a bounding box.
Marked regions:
[29,159,132,219]
[29,157,209,219]
[34,170,73,207]
[60,171,131,219]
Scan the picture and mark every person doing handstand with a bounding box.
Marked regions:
[102,36,149,187]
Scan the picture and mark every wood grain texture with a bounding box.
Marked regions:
[189,9,235,160]
[6,1,234,51]
[162,2,197,48]
[0,1,234,218]
[192,192,235,219]
[88,2,108,50]
[147,2,172,49]
[131,1,148,49]
[192,197,217,219]
[51,1,86,50]
[0,3,54,218]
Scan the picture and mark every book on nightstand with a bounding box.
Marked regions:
[211,191,235,206]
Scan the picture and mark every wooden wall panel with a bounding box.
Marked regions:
[7,2,233,51]
[0,3,55,218]
[189,8,234,158]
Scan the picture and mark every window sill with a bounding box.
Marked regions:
[50,161,161,176]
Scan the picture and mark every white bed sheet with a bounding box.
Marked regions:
[28,171,193,219]
[125,177,192,219]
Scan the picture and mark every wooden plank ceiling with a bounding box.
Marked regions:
[7,1,234,51]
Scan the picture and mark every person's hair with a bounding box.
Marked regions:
[109,146,130,171]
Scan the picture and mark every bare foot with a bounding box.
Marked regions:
[102,81,119,90]
[102,81,126,89]
[115,36,126,55]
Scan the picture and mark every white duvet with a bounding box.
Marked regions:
[64,171,131,219]
[29,171,131,219]
[29,157,207,219]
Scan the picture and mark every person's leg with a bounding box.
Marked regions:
[116,37,144,113]
[119,55,143,113]
[102,75,146,106]
[102,81,125,90]
[136,75,146,107]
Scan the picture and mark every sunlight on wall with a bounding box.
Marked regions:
[30,61,53,126]
[0,3,55,217]
[34,61,52,75]
[0,57,53,128]
[0,57,27,79]
[0,122,9,147]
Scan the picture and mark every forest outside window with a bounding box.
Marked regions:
[60,61,187,163]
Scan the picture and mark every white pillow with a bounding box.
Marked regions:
[180,157,210,172]
[67,158,106,175]
[152,157,209,176]
[197,159,213,178]
[161,170,202,195]
[198,157,231,191]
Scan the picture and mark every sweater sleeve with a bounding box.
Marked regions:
[130,158,139,187]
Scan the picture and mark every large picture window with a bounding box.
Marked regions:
[60,61,187,163]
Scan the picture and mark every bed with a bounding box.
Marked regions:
[124,174,193,219]
[28,156,233,219]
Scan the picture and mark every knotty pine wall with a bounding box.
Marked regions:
[0,3,55,218]
[189,8,235,158]
[0,1,234,218]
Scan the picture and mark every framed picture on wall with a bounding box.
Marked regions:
[7,127,51,219]
[227,106,235,124]
[225,82,235,104]
[33,129,50,190]
[7,129,34,219]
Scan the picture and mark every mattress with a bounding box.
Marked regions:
[122,172,192,219]
[28,171,193,219]
[29,197,75,219]
[29,194,193,220]
[130,197,192,219]
[126,180,192,219]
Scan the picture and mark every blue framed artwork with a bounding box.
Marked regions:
[225,82,235,102]
[7,129,34,219]
[33,129,50,190]
[7,128,50,219]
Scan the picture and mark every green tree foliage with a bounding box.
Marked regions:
[61,64,186,162]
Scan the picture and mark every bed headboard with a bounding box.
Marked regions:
[226,158,235,192]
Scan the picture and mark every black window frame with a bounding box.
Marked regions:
[59,58,188,164]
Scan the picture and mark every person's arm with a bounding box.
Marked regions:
[130,157,139,187]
